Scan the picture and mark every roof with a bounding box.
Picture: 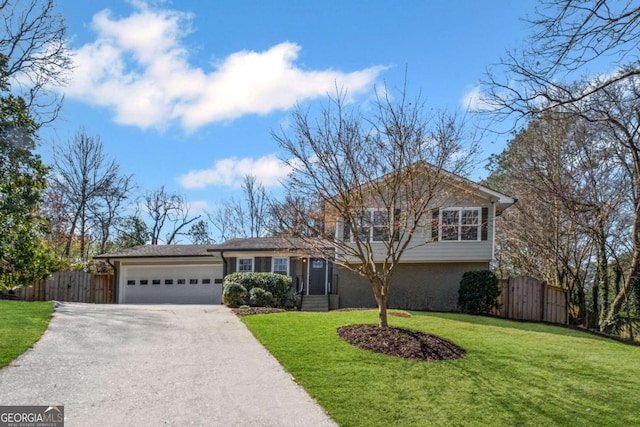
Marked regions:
[94,244,219,259]
[207,237,329,252]
[93,237,329,259]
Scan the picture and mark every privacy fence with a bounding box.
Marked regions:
[6,272,567,325]
[495,276,568,325]
[10,271,114,304]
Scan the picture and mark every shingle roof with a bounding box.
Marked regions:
[94,244,219,259]
[93,237,330,259]
[209,237,327,251]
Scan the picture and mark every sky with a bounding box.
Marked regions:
[39,0,540,224]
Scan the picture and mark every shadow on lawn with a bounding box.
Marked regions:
[411,311,638,345]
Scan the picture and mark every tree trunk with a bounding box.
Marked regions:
[376,293,389,327]
[603,250,640,333]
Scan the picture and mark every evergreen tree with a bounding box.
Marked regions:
[0,54,59,290]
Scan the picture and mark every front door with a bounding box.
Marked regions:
[308,258,327,295]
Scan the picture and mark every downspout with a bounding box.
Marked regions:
[491,200,497,262]
[219,251,227,276]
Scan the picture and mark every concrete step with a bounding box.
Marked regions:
[301,295,329,312]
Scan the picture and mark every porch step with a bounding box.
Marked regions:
[301,295,329,312]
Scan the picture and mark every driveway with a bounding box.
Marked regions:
[0,303,336,426]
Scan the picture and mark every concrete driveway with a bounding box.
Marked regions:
[0,303,336,427]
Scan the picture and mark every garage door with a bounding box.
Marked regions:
[121,264,223,304]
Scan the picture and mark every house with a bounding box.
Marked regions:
[95,173,515,310]
[94,237,332,306]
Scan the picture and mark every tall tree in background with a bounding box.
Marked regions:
[0,0,71,124]
[208,174,271,240]
[187,219,214,244]
[49,128,133,261]
[112,216,149,251]
[269,192,322,237]
[0,54,58,289]
[486,113,628,326]
[485,0,640,120]
[273,86,477,327]
[144,186,200,245]
[485,0,640,332]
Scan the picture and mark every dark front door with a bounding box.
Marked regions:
[308,258,327,295]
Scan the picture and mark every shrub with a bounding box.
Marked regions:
[223,272,291,307]
[458,270,502,314]
[249,287,275,307]
[222,281,247,307]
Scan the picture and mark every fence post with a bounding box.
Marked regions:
[541,281,547,322]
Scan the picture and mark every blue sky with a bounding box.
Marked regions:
[40,0,537,218]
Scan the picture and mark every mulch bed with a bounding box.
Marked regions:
[232,307,286,316]
[337,324,466,361]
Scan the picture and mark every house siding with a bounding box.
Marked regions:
[335,261,489,312]
[336,204,496,262]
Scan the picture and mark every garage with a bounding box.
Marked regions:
[120,263,223,304]
[94,245,225,304]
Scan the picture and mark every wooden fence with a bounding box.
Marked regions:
[11,271,114,304]
[495,276,568,324]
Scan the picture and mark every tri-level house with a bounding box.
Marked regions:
[95,167,515,311]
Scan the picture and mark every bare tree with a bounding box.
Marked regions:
[242,175,269,238]
[484,0,640,120]
[50,128,132,261]
[486,112,629,327]
[482,1,640,333]
[144,186,200,245]
[208,174,271,240]
[273,86,477,327]
[269,192,323,237]
[0,0,72,123]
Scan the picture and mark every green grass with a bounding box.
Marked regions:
[242,310,640,427]
[0,300,53,369]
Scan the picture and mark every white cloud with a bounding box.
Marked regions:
[461,85,494,112]
[65,3,386,132]
[177,154,290,189]
[187,200,210,214]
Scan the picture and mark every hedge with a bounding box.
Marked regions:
[223,272,291,307]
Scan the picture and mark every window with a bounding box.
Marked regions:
[272,258,289,276]
[202,278,211,284]
[440,208,481,241]
[189,279,198,285]
[127,280,135,286]
[347,209,390,242]
[165,279,173,285]
[177,279,185,285]
[140,280,148,285]
[152,279,161,285]
[238,258,253,272]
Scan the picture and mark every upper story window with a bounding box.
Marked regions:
[346,208,390,242]
[440,208,481,241]
[272,258,289,276]
[238,258,253,272]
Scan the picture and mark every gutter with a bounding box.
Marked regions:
[206,249,227,277]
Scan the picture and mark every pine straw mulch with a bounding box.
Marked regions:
[337,324,466,361]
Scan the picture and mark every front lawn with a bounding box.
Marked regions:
[242,310,640,427]
[0,300,53,369]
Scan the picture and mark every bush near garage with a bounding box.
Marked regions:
[458,270,502,315]
[249,287,275,307]
[222,282,247,307]
[223,272,291,307]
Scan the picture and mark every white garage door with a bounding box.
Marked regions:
[121,264,223,304]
